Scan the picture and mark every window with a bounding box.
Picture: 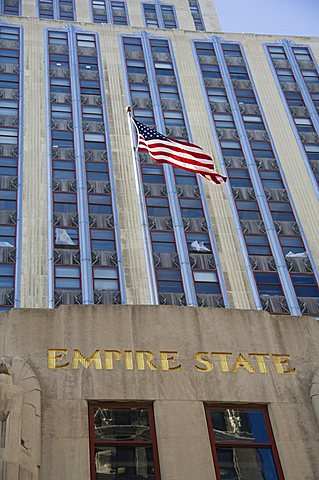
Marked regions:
[186,232,211,253]
[0,73,19,90]
[189,0,205,31]
[52,104,72,120]
[228,66,249,80]
[180,198,203,218]
[131,84,151,99]
[291,273,319,298]
[0,264,14,288]
[89,403,161,480]
[55,265,80,290]
[93,267,118,290]
[279,236,304,255]
[206,405,285,480]
[127,59,146,75]
[243,115,264,131]
[214,113,235,129]
[196,42,214,57]
[202,64,221,79]
[91,229,115,251]
[255,272,284,296]
[150,39,170,55]
[154,62,174,76]
[194,271,220,294]
[0,225,15,248]
[88,194,112,215]
[222,43,242,57]
[292,47,312,62]
[55,227,78,247]
[285,91,304,107]
[157,268,183,293]
[236,89,256,105]
[269,201,294,222]
[159,85,178,100]
[251,141,274,159]
[163,110,184,127]
[151,231,176,253]
[302,70,319,83]
[54,192,77,213]
[236,200,261,221]
[3,0,20,15]
[0,158,17,177]
[160,4,177,29]
[208,88,228,104]
[228,169,252,188]
[146,197,170,217]
[277,68,295,83]
[111,1,128,25]
[142,165,165,184]
[294,117,315,133]
[143,4,159,28]
[0,100,18,116]
[245,235,271,255]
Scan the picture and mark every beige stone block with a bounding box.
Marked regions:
[41,437,90,479]
[154,400,217,480]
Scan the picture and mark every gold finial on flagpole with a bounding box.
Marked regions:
[126,105,132,113]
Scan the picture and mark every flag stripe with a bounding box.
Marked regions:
[139,141,215,166]
[140,136,209,156]
[139,138,213,161]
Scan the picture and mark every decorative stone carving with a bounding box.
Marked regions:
[0,357,41,479]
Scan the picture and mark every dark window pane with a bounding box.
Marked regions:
[94,407,151,440]
[216,447,279,480]
[211,409,269,443]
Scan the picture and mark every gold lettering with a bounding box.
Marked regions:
[48,349,69,369]
[194,352,213,372]
[249,353,270,373]
[104,350,122,370]
[72,349,102,369]
[211,352,233,372]
[124,350,134,370]
[272,354,296,374]
[233,353,255,373]
[159,351,181,371]
[136,351,158,370]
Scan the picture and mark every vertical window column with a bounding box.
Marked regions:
[219,40,319,315]
[123,36,186,306]
[267,43,319,196]
[0,25,22,311]
[223,41,319,316]
[48,28,124,307]
[148,37,226,307]
[47,30,82,307]
[195,41,283,312]
[188,0,205,31]
[75,32,124,305]
[39,0,75,20]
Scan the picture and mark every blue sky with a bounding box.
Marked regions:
[214,0,319,36]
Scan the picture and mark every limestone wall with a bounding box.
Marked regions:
[0,305,319,479]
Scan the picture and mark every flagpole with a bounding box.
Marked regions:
[126,107,159,305]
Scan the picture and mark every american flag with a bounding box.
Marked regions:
[132,118,227,185]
